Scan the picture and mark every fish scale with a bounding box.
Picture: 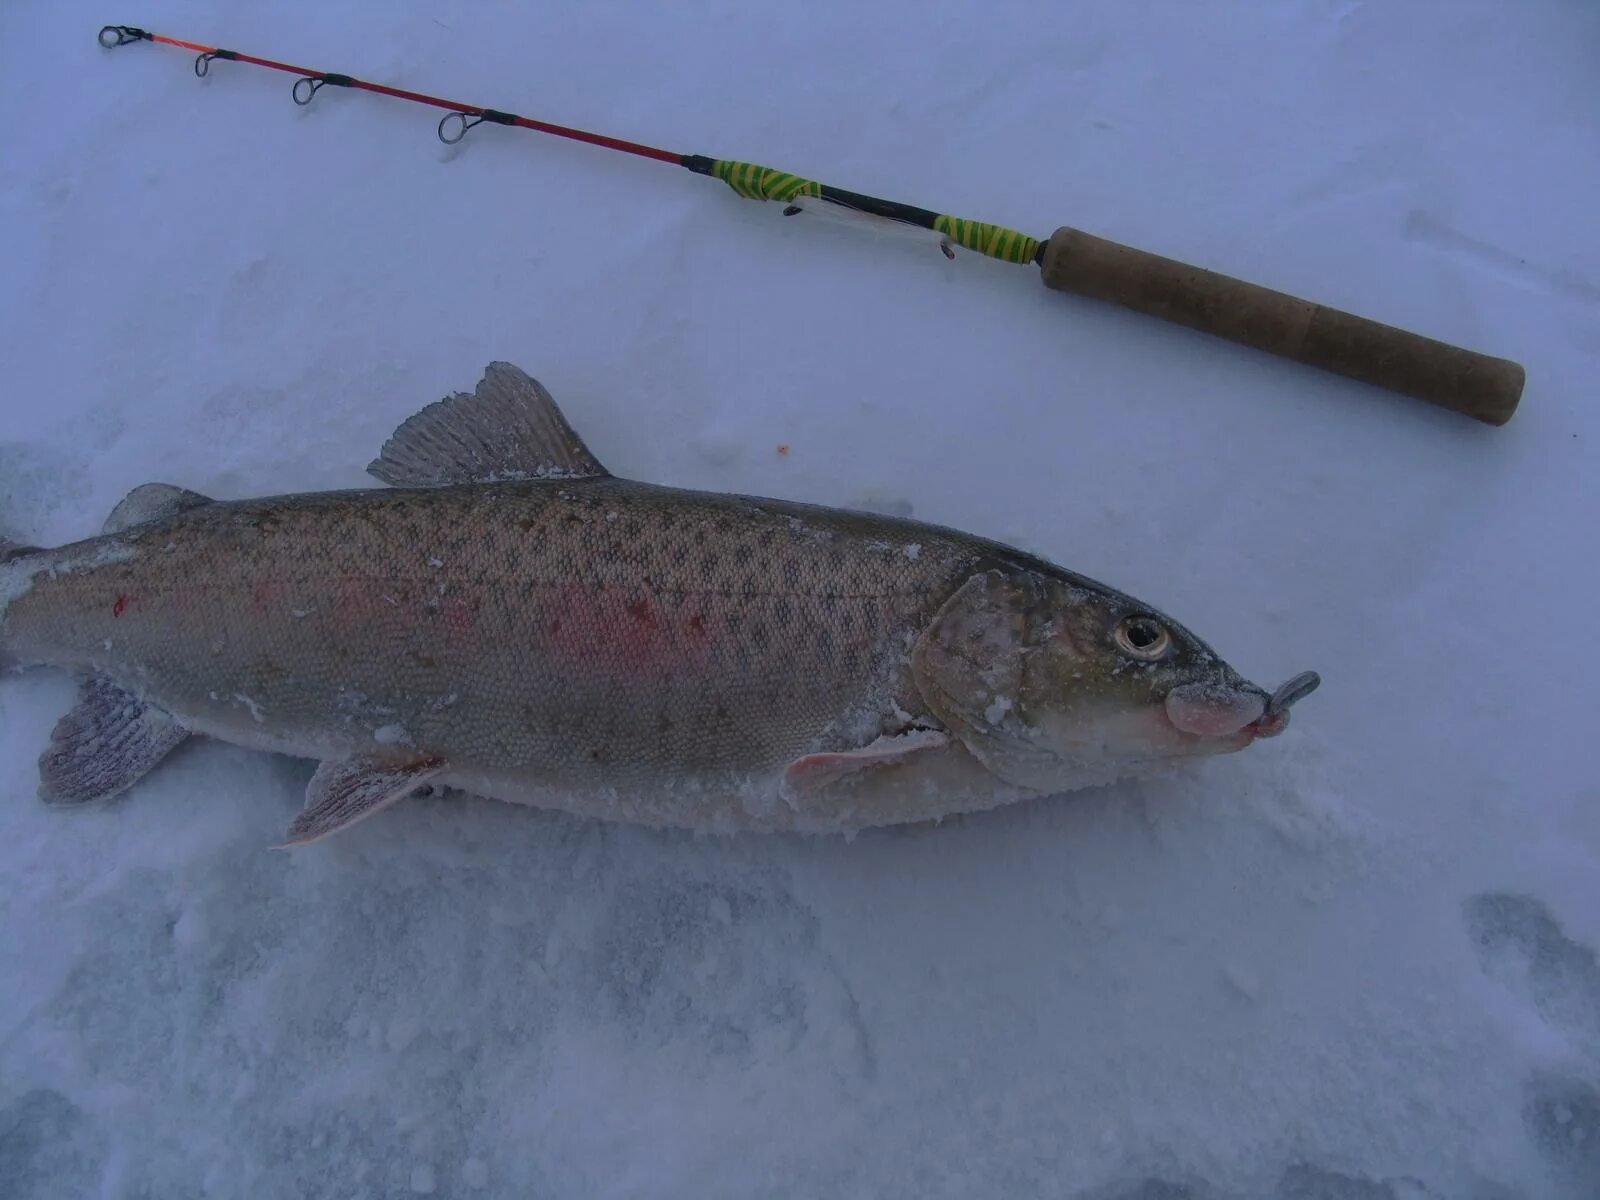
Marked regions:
[9,482,978,782]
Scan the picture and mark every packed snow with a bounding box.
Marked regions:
[3,2,1597,1196]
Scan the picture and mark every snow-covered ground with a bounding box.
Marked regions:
[3,2,1596,1196]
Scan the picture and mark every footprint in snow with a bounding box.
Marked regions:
[1463,892,1600,1047]
[1463,891,1600,1193]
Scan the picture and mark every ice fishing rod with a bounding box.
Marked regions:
[99,23,1524,426]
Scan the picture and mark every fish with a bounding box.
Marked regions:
[0,363,1319,843]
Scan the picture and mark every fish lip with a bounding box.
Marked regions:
[1149,695,1261,755]
[1163,680,1268,737]
[1244,709,1290,739]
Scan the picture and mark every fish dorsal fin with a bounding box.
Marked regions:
[103,483,214,534]
[367,362,609,487]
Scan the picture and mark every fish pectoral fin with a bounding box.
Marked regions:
[367,362,610,487]
[38,675,192,805]
[102,483,214,534]
[279,756,445,847]
[780,728,950,803]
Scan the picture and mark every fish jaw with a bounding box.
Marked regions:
[1048,702,1262,769]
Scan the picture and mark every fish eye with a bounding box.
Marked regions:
[1113,616,1171,661]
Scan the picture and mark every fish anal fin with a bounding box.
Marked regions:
[38,675,191,805]
[279,756,444,847]
[780,728,950,804]
[367,362,609,487]
[103,483,214,534]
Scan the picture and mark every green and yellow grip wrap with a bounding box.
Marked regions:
[711,159,821,203]
[932,215,1038,265]
[709,159,1038,265]
[1039,226,1525,426]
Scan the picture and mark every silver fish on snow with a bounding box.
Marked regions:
[0,364,1319,843]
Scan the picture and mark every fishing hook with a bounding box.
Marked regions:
[1265,671,1321,717]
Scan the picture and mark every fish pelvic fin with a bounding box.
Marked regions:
[277,756,445,847]
[368,362,610,487]
[38,675,192,805]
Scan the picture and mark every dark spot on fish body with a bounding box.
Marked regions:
[625,597,657,628]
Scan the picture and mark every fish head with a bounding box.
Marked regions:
[911,567,1317,793]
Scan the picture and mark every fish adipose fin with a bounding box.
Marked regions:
[2,534,41,562]
[781,728,950,802]
[368,362,610,487]
[102,483,214,534]
[279,757,445,847]
[38,675,192,805]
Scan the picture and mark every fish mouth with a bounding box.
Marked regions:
[1164,670,1321,746]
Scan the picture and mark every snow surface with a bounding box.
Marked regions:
[2,2,1597,1196]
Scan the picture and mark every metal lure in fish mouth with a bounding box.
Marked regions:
[1248,671,1321,738]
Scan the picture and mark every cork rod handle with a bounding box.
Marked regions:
[1039,227,1524,425]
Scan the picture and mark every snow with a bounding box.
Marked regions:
[1,1,1597,1197]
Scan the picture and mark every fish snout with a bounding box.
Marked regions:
[1163,682,1267,737]
[1167,670,1321,741]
